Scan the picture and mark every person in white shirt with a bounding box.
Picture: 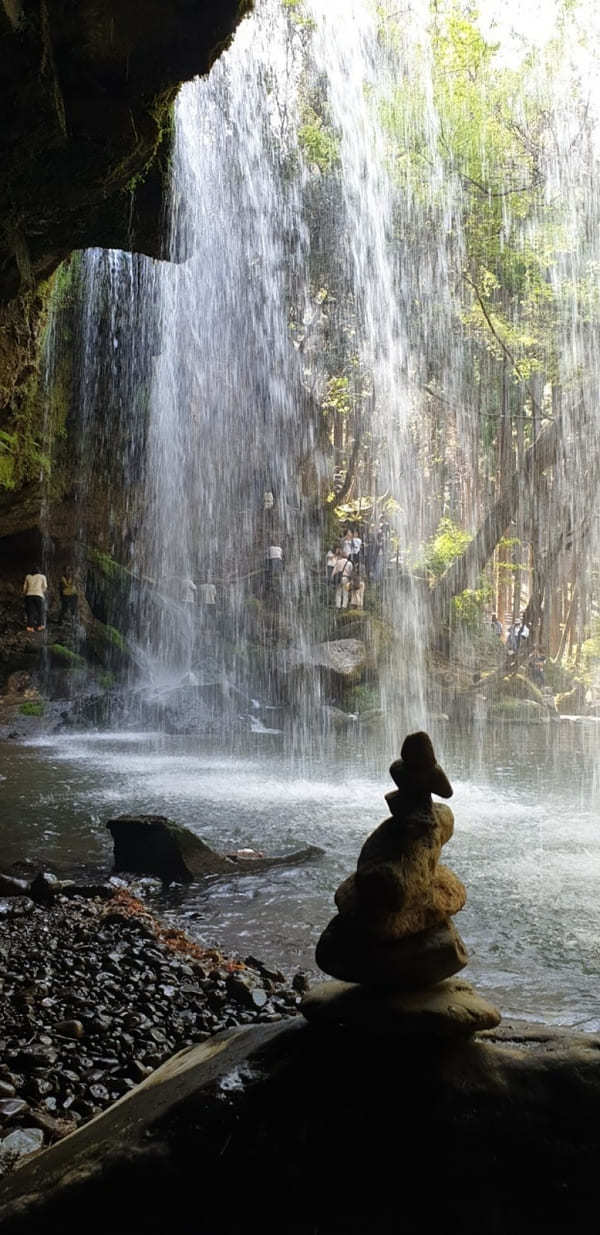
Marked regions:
[350,532,362,566]
[181,577,197,604]
[198,581,217,627]
[332,550,353,608]
[266,544,283,593]
[23,568,48,631]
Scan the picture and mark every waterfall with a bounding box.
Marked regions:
[59,0,600,751]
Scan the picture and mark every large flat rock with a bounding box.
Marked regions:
[2,1018,600,1234]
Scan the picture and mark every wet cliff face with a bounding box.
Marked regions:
[0,0,252,545]
[0,0,251,301]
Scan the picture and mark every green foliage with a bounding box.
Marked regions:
[0,259,79,495]
[422,517,472,579]
[378,1,592,394]
[19,700,45,716]
[298,107,339,172]
[451,585,491,630]
[581,620,600,673]
[281,0,316,31]
[345,683,381,712]
[322,376,351,417]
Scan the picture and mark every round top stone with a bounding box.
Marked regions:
[390,731,453,799]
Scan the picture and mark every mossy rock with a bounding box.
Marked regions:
[49,643,87,669]
[19,699,45,716]
[495,673,545,706]
[490,698,546,723]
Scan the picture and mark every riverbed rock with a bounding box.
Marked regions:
[107,814,323,885]
[301,977,501,1036]
[0,873,29,897]
[0,1127,44,1166]
[107,815,237,883]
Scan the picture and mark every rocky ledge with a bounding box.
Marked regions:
[1,1015,599,1234]
[0,884,304,1175]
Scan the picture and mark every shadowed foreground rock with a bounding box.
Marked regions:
[0,1018,598,1235]
[107,815,323,884]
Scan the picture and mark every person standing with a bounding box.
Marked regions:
[341,528,354,560]
[197,580,217,627]
[350,529,362,569]
[349,567,366,609]
[181,576,197,604]
[23,567,48,631]
[332,549,353,609]
[59,571,78,622]
[490,613,503,638]
[265,544,283,594]
[326,547,336,584]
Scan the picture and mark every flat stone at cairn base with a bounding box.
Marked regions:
[315,916,468,987]
[301,978,501,1037]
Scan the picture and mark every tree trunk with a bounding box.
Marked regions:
[432,418,559,629]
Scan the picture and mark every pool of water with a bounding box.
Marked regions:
[1,721,600,1029]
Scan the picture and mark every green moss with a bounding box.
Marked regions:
[87,549,136,586]
[50,643,87,668]
[19,700,45,716]
[105,625,126,652]
[0,259,79,497]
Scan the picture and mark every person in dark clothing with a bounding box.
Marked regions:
[59,572,78,621]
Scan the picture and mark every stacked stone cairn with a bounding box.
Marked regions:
[302,731,501,1036]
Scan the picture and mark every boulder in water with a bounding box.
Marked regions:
[107,816,235,884]
[107,815,323,885]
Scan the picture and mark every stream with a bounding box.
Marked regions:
[2,720,600,1029]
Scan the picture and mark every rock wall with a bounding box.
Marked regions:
[0,1,252,302]
[0,1016,597,1234]
[0,0,252,544]
[0,0,253,671]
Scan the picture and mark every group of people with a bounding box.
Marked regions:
[22,568,78,632]
[490,610,546,685]
[490,612,530,651]
[324,519,393,610]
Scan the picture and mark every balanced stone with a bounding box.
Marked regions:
[315,917,468,987]
[301,977,501,1037]
[334,802,466,939]
[308,731,498,1032]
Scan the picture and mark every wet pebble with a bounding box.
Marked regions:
[0,885,300,1169]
